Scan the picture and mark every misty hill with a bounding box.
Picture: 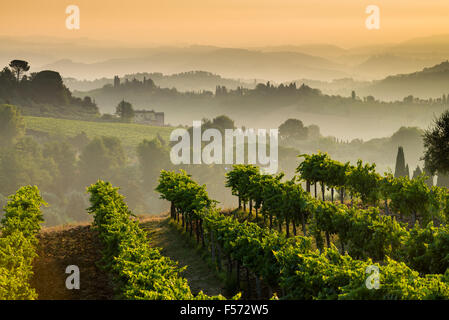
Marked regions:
[291,60,449,100]
[41,47,348,82]
[64,71,256,92]
[353,54,435,80]
[390,34,449,56]
[254,44,349,58]
[288,78,369,97]
[75,77,449,141]
[66,58,449,103]
[358,61,449,101]
[6,35,449,84]
[334,34,449,64]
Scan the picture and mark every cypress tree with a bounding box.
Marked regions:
[412,166,422,179]
[394,146,407,178]
[405,164,410,179]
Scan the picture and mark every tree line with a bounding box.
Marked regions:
[0,60,98,119]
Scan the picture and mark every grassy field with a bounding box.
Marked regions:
[24,116,174,149]
[140,216,226,296]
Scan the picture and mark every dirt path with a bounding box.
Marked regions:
[31,216,225,299]
[140,216,226,297]
[31,224,115,300]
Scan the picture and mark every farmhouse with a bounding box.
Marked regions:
[133,110,164,126]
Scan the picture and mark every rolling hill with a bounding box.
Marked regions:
[64,70,256,92]
[41,47,348,82]
[358,60,449,100]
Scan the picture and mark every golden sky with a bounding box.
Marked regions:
[2,0,449,47]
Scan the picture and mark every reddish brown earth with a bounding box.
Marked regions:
[31,224,114,300]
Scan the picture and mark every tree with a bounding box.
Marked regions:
[43,141,77,195]
[137,138,170,190]
[225,164,260,212]
[0,67,16,97]
[389,176,433,226]
[9,60,30,83]
[403,95,414,104]
[0,137,54,195]
[423,110,449,175]
[296,152,331,201]
[116,100,134,121]
[211,115,234,131]
[257,172,284,230]
[325,160,350,203]
[412,166,422,179]
[283,178,312,236]
[346,160,381,205]
[78,136,126,185]
[31,70,70,105]
[394,146,408,178]
[68,131,90,151]
[306,124,320,140]
[279,119,308,141]
[0,104,25,146]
